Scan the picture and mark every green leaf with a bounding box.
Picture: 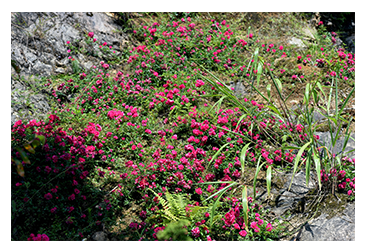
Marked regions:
[312,149,322,190]
[209,183,235,230]
[12,157,24,177]
[266,83,271,101]
[304,82,310,106]
[208,141,236,168]
[316,81,326,99]
[267,105,281,116]
[341,117,353,153]
[35,134,46,145]
[242,186,249,231]
[253,157,265,200]
[274,78,283,95]
[208,95,227,115]
[266,166,272,197]
[236,113,248,131]
[257,61,263,87]
[31,138,41,149]
[240,143,251,177]
[23,143,35,154]
[288,141,311,191]
[15,147,30,164]
[305,150,312,187]
[339,87,355,115]
[203,181,237,203]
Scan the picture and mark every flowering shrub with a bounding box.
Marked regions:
[11,12,355,241]
[27,233,50,241]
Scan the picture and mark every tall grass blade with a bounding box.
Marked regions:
[305,82,310,106]
[266,166,272,198]
[316,81,327,99]
[335,74,339,121]
[327,76,334,113]
[240,143,251,177]
[339,87,355,114]
[288,141,311,191]
[253,156,265,200]
[266,84,271,102]
[203,181,236,202]
[274,78,283,95]
[235,113,248,131]
[305,150,312,187]
[208,95,227,114]
[341,116,353,154]
[242,186,249,231]
[208,140,236,168]
[208,182,236,230]
[312,148,322,190]
[257,61,263,87]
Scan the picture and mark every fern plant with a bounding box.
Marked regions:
[147,188,189,223]
[147,189,207,240]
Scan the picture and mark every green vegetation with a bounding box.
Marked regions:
[11,12,355,241]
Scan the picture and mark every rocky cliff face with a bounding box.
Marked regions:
[11,12,129,125]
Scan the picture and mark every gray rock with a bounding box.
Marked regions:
[302,27,316,40]
[92,231,109,241]
[11,12,129,126]
[11,12,128,78]
[288,37,307,49]
[315,131,355,159]
[229,81,249,98]
[268,171,316,217]
[345,34,355,53]
[298,202,355,241]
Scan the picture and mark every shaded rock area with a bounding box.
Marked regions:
[92,231,109,241]
[11,78,51,125]
[316,131,355,159]
[11,12,129,125]
[297,202,355,241]
[257,170,355,241]
[319,12,355,53]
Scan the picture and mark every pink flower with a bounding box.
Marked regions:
[239,230,247,237]
[266,223,273,231]
[279,45,283,50]
[44,193,52,200]
[68,194,75,201]
[195,79,205,88]
[195,188,203,195]
[145,129,152,134]
[88,32,94,38]
[28,233,50,241]
[191,227,200,238]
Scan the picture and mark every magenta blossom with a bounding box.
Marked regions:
[191,227,200,238]
[195,188,203,195]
